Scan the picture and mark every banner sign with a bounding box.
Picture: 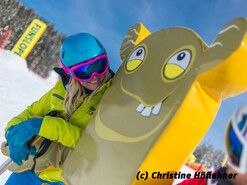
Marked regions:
[0,28,12,51]
[11,19,47,59]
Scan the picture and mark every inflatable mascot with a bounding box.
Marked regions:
[2,17,247,185]
[61,17,247,185]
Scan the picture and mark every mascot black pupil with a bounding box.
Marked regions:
[137,49,143,56]
[177,52,185,61]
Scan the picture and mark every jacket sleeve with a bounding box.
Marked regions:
[5,81,82,148]
[39,116,82,148]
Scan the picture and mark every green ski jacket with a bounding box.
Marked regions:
[4,68,113,182]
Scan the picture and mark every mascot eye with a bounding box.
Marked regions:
[126,47,146,72]
[164,49,192,80]
[167,50,191,68]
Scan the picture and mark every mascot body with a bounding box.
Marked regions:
[62,18,247,185]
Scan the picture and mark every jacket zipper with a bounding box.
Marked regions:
[52,93,64,100]
[66,99,85,121]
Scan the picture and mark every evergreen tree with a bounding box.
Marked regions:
[194,142,226,171]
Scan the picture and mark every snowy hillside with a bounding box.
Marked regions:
[0,50,57,184]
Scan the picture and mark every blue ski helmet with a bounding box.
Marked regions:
[60,33,106,68]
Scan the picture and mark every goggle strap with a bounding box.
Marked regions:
[69,68,74,78]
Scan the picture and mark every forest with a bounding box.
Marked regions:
[0,0,66,77]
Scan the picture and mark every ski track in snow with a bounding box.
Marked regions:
[0,50,57,184]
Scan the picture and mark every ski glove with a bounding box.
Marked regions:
[8,143,36,166]
[6,117,43,147]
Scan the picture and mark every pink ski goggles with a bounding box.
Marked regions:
[61,54,109,82]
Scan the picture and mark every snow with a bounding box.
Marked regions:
[0,49,195,184]
[0,50,57,184]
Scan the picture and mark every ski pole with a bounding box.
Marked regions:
[0,158,13,175]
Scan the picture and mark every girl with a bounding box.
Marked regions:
[4,33,114,185]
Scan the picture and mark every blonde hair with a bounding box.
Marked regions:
[63,70,111,116]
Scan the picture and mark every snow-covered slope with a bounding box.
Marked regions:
[0,50,57,184]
